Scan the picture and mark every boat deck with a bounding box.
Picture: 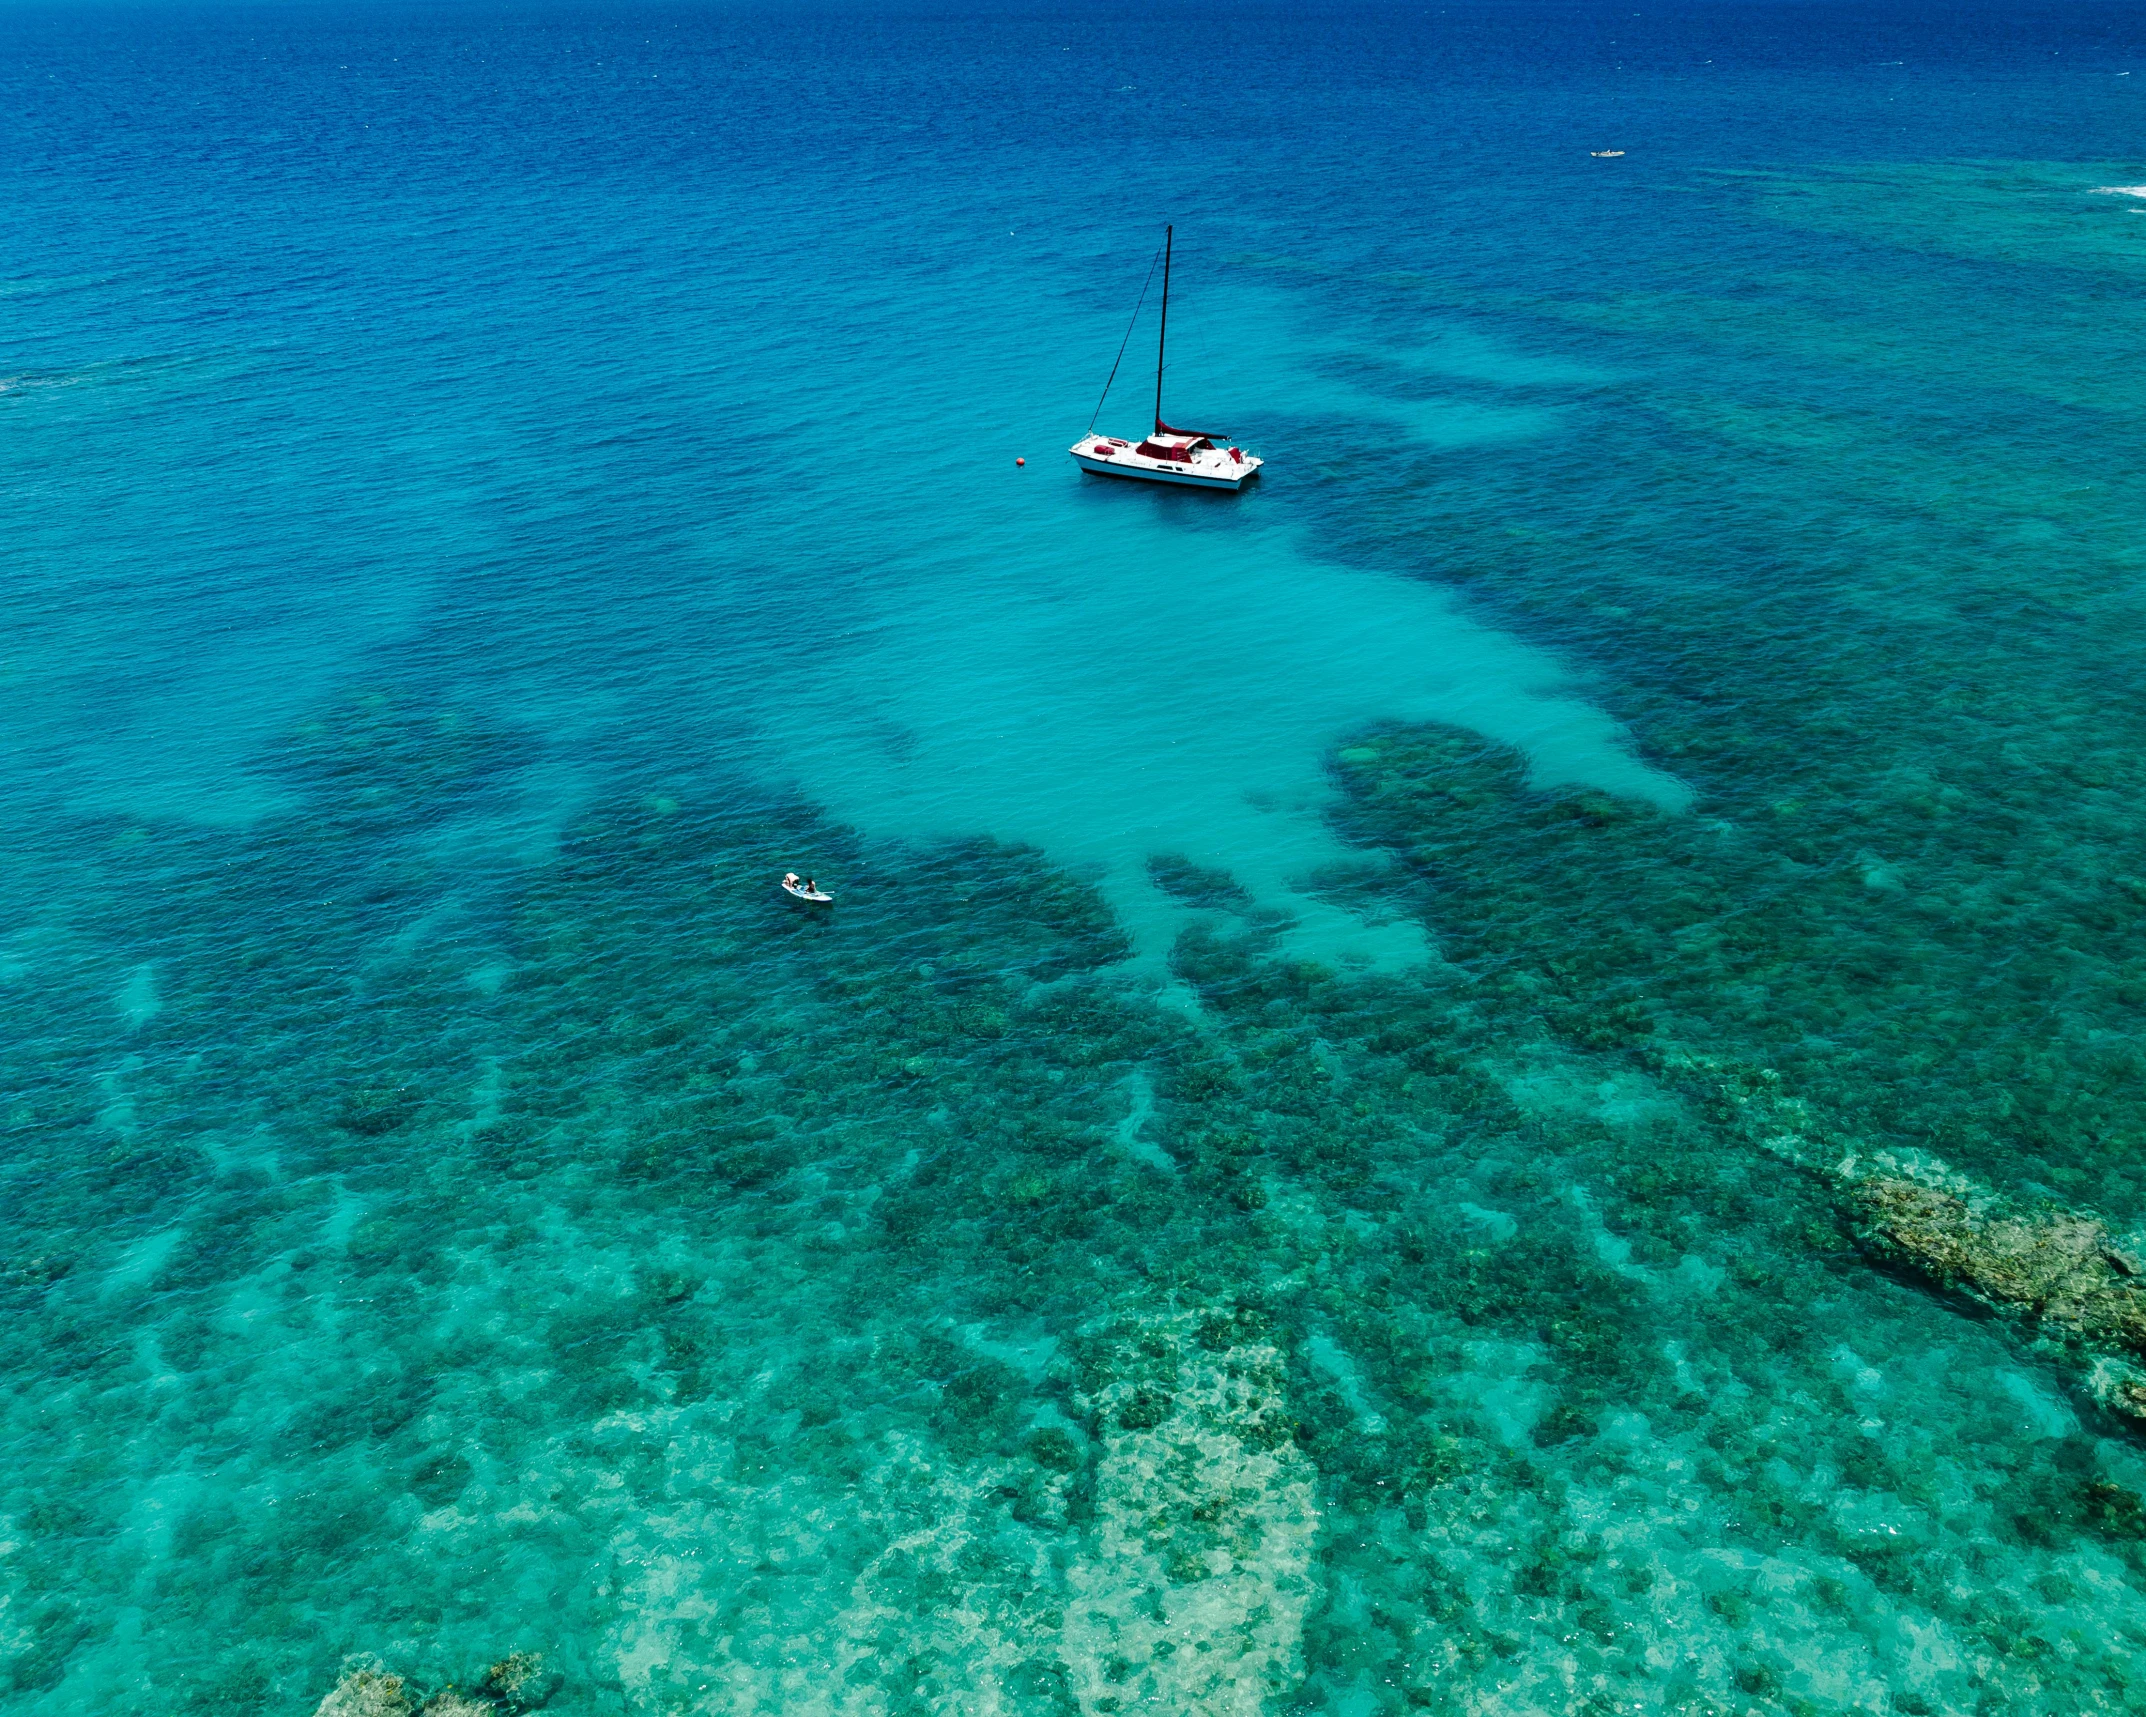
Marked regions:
[1069,436,1261,489]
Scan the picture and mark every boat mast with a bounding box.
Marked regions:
[1154,224,1172,433]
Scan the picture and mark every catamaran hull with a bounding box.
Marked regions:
[1070,451,1259,489]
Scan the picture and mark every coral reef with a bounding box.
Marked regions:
[1849,1173,2146,1387]
[21,27,2146,1717]
[311,1652,546,1717]
[481,1652,544,1704]
[420,1695,493,1717]
[314,1661,411,1717]
[28,182,2146,1708]
[1332,717,2146,1412]
[597,1303,1318,1717]
[17,719,2146,1713]
[1063,1312,1317,1717]
[16,726,2146,1715]
[1669,1051,2146,1421]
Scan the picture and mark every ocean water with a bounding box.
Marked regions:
[9,0,2146,1711]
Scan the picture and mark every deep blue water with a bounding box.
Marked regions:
[9,1,2146,1712]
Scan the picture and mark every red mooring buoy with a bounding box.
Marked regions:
[1016,457,1026,466]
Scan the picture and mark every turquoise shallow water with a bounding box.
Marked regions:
[10,2,2146,1712]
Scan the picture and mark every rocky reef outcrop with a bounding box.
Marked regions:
[1668,1052,2146,1421]
[311,1651,548,1717]
[313,1663,414,1717]
[1062,1310,1318,1717]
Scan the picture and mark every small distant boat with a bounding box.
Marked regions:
[1591,149,1625,158]
[782,873,833,904]
[1070,226,1263,491]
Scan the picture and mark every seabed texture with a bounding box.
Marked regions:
[16,685,2146,1717]
[9,8,2146,1717]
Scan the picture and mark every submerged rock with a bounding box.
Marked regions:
[480,1650,544,1704]
[419,1696,492,1717]
[312,1651,547,1717]
[313,1662,412,1717]
[1667,1052,2146,1421]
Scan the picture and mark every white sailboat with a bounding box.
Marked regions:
[1069,226,1263,490]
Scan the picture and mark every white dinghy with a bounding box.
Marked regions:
[781,872,834,904]
[1070,226,1263,491]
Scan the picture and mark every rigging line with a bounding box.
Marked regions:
[1085,237,1166,435]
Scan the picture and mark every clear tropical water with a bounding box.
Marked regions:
[9,0,2146,1711]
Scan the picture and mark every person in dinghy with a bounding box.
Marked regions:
[782,872,834,904]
